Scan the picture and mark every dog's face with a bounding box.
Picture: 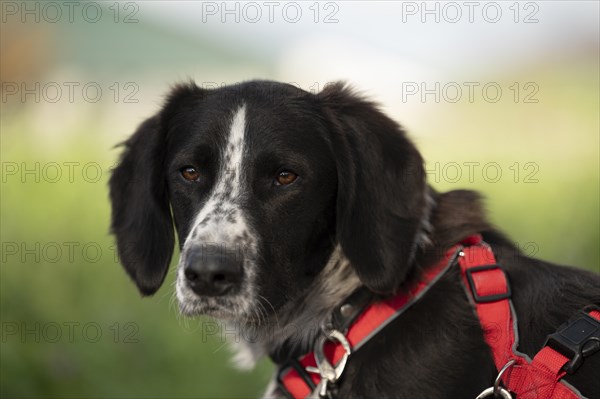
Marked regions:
[167,85,339,319]
[110,81,428,323]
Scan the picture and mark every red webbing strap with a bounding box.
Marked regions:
[505,310,600,399]
[457,236,517,369]
[280,235,593,398]
[458,236,583,399]
[278,244,462,398]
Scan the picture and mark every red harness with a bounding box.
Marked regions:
[276,235,599,398]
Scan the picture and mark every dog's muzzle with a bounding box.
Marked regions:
[182,244,244,297]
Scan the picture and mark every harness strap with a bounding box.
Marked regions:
[501,309,600,399]
[459,236,598,399]
[457,236,522,369]
[277,243,462,398]
[276,235,597,398]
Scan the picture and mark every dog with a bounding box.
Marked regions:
[109,80,600,398]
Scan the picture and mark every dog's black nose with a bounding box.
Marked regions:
[183,246,243,296]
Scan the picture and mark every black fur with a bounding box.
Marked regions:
[109,116,174,295]
[109,80,600,398]
[334,190,600,398]
[320,83,428,295]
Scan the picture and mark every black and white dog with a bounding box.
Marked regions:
[109,80,600,398]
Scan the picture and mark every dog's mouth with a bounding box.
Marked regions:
[178,296,241,319]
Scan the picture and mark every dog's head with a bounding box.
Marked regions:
[109,81,427,321]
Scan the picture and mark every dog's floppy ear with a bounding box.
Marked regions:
[109,83,204,296]
[109,115,174,296]
[319,82,427,295]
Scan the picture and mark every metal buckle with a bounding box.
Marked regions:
[465,264,511,303]
[544,305,600,374]
[306,329,352,398]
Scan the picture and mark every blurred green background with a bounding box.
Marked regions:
[1,1,598,398]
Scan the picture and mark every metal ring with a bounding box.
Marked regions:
[493,359,516,395]
[323,329,352,381]
[308,328,352,384]
[475,386,513,399]
[475,360,516,399]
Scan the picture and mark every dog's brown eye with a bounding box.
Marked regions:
[275,171,298,186]
[181,166,200,181]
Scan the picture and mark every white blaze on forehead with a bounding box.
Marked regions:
[227,104,247,196]
[185,104,248,243]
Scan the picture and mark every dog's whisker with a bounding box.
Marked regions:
[258,294,279,328]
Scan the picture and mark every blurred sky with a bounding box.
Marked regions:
[2,1,599,138]
[145,1,599,72]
